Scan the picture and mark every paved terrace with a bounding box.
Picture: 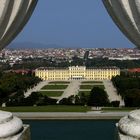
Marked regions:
[13,111,129,120]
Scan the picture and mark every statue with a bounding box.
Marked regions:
[103,0,140,49]
[103,1,140,139]
[0,0,38,50]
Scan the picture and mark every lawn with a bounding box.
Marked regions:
[39,91,63,97]
[49,81,70,84]
[80,85,105,89]
[78,91,90,96]
[41,85,68,90]
[0,105,91,112]
[82,81,103,84]
[80,85,93,89]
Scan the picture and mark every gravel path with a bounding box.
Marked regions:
[103,80,124,106]
[57,81,81,103]
[80,83,104,85]
[24,81,49,97]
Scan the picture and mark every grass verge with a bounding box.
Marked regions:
[0,105,91,112]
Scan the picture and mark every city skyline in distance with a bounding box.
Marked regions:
[13,0,135,48]
[7,42,136,49]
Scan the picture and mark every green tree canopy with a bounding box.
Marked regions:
[124,89,140,107]
[88,87,109,106]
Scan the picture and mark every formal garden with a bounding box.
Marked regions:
[0,72,124,109]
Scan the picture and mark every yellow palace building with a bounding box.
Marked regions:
[35,66,120,81]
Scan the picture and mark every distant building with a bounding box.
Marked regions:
[6,69,33,75]
[35,66,120,80]
[108,56,140,60]
[128,68,140,73]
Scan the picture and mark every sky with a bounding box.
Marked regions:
[14,0,135,48]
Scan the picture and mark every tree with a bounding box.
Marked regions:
[59,98,72,105]
[0,72,41,104]
[111,101,120,107]
[124,89,140,107]
[75,95,81,105]
[59,95,75,105]
[80,92,88,105]
[111,75,140,98]
[88,87,109,106]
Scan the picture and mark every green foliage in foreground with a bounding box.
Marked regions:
[6,92,57,107]
[0,105,91,112]
[41,85,68,90]
[112,75,140,107]
[112,75,140,97]
[124,89,140,107]
[88,87,109,106]
[39,91,63,97]
[0,72,41,103]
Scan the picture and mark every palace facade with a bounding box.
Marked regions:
[35,66,120,80]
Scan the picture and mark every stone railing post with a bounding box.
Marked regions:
[0,110,30,140]
[117,110,140,140]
